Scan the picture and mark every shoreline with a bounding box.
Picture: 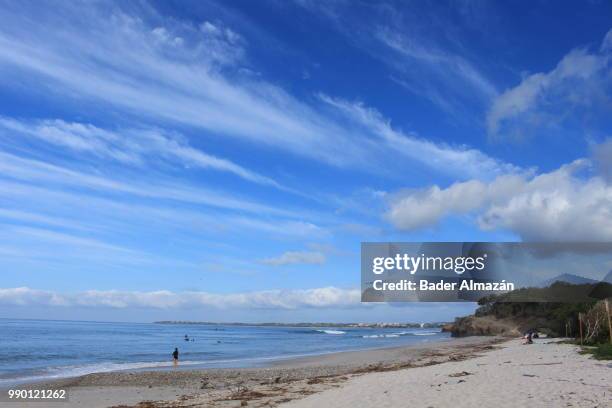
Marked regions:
[1,331,454,389]
[6,336,502,407]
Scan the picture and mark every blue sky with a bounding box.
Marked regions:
[0,0,611,322]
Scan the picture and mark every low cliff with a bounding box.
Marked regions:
[448,282,610,338]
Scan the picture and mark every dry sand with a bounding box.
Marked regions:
[283,339,611,408]
[2,337,609,408]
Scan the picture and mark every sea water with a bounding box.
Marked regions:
[0,319,449,386]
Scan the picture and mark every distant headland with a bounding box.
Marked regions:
[153,321,448,328]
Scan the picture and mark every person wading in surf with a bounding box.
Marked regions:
[172,347,179,366]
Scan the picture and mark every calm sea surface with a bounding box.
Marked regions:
[0,319,449,386]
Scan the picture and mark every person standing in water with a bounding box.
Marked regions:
[172,347,179,366]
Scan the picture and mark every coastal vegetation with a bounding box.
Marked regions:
[447,282,612,346]
[580,343,612,360]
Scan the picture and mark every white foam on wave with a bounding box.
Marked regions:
[362,330,440,339]
[362,333,400,338]
[316,329,346,335]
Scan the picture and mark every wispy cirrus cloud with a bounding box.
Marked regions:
[0,150,296,217]
[0,1,510,178]
[0,1,534,320]
[261,250,326,266]
[296,1,498,117]
[0,224,173,268]
[0,117,280,187]
[0,1,370,168]
[0,208,91,231]
[0,179,327,247]
[0,286,360,309]
[376,28,498,105]
[320,95,518,179]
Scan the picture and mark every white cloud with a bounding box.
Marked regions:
[0,224,187,268]
[0,202,328,272]
[296,1,498,117]
[388,180,490,230]
[321,95,518,179]
[0,2,512,179]
[477,161,612,241]
[487,29,612,137]
[0,151,295,217]
[0,287,360,309]
[0,178,328,250]
[199,20,242,45]
[386,154,612,240]
[261,250,326,266]
[2,225,139,254]
[0,2,370,168]
[231,217,326,238]
[377,28,498,103]
[0,208,89,231]
[0,287,69,306]
[151,27,184,47]
[0,117,280,187]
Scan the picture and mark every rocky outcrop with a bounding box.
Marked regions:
[449,315,519,337]
[448,314,561,337]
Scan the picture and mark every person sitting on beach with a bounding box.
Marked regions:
[523,331,533,345]
[172,347,179,365]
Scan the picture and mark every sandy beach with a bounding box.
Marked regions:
[3,337,610,408]
[284,339,611,408]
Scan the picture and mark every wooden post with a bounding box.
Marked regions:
[605,299,612,344]
[578,313,583,345]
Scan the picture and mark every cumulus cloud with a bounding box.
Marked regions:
[386,176,523,230]
[386,151,612,240]
[0,287,360,309]
[261,250,326,266]
[487,28,612,138]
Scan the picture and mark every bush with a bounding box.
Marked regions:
[580,343,612,360]
[581,300,611,344]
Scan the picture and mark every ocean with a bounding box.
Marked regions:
[0,319,449,387]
